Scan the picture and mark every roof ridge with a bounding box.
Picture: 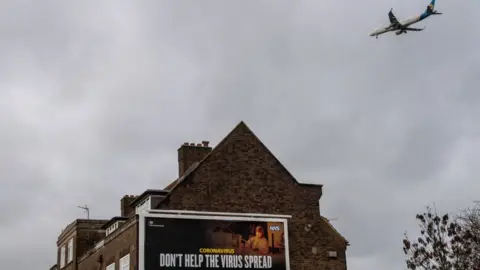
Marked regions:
[237,121,322,187]
[156,121,322,208]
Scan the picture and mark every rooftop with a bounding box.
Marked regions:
[101,216,130,229]
[129,189,169,206]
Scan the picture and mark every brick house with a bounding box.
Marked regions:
[53,121,349,270]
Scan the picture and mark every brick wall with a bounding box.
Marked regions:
[177,142,211,177]
[158,123,348,270]
[75,221,108,261]
[56,220,109,270]
[65,122,347,270]
[78,218,138,270]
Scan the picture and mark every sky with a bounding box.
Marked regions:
[1,0,479,269]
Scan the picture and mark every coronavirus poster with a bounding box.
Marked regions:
[141,215,289,270]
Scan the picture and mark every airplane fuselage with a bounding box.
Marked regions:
[370,15,427,37]
[369,0,440,38]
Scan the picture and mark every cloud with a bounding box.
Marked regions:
[1,0,480,269]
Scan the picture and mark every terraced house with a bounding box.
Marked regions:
[51,121,349,270]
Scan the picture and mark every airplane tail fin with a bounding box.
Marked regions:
[426,0,442,15]
[428,0,435,10]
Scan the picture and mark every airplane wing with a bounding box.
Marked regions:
[405,27,426,31]
[388,9,400,25]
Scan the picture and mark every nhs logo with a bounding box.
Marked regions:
[269,225,281,231]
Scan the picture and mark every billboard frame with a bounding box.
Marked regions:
[138,210,292,270]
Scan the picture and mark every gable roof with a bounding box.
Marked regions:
[157,121,322,207]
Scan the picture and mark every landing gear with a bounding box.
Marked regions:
[376,35,378,39]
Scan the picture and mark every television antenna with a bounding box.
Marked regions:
[77,205,90,220]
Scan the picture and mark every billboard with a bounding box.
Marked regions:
[139,213,290,270]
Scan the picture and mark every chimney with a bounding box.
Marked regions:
[178,141,212,177]
[120,195,137,217]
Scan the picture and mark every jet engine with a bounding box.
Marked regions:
[395,30,406,35]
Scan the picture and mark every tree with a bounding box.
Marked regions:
[457,202,480,267]
[402,205,479,270]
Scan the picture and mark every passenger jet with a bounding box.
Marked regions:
[370,0,442,38]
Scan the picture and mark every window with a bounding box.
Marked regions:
[106,262,115,270]
[60,246,66,268]
[106,222,124,236]
[120,254,130,270]
[67,238,73,263]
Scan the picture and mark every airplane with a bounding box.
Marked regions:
[370,0,442,39]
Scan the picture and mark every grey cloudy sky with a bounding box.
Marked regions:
[1,0,479,269]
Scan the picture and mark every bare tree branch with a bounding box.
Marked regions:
[403,203,480,270]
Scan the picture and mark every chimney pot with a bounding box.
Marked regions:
[183,142,189,146]
[197,143,202,146]
[190,143,195,146]
[202,141,209,147]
